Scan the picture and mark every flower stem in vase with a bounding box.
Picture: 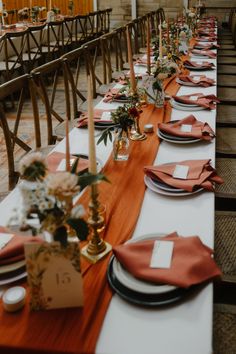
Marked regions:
[130,111,147,141]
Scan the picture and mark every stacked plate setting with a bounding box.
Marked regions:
[170,98,206,111]
[157,120,201,144]
[107,234,196,306]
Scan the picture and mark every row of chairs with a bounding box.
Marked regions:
[0,7,165,192]
[213,8,236,354]
[0,9,112,84]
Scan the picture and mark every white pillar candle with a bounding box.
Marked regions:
[87,76,97,174]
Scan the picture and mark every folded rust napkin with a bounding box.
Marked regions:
[103,88,128,103]
[144,159,223,192]
[172,93,220,109]
[113,232,222,288]
[158,115,215,141]
[191,49,216,59]
[135,57,155,65]
[46,152,89,173]
[76,109,113,128]
[183,60,215,70]
[0,226,42,265]
[198,29,216,36]
[178,75,215,87]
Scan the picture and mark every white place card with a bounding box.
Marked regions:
[180,124,192,133]
[196,61,202,65]
[150,240,174,269]
[56,158,75,171]
[101,112,112,121]
[189,96,198,101]
[0,233,14,250]
[172,164,189,180]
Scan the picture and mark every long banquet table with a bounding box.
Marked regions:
[0,48,217,353]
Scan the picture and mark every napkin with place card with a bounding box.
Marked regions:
[103,88,128,103]
[144,159,223,192]
[178,74,215,87]
[77,109,113,128]
[172,93,220,109]
[113,231,221,288]
[183,60,215,69]
[0,226,42,265]
[158,115,215,141]
[191,49,216,59]
[46,152,89,173]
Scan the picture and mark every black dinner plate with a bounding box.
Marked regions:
[107,256,198,307]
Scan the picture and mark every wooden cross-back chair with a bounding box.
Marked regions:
[158,8,165,22]
[61,47,87,120]
[30,58,66,142]
[41,20,64,61]
[82,38,104,98]
[104,8,112,33]
[0,74,46,190]
[5,10,17,25]
[2,27,29,81]
[74,14,89,46]
[27,22,46,71]
[63,16,77,51]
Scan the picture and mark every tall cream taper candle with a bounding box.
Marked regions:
[147,18,151,74]
[65,116,70,172]
[87,76,97,174]
[159,21,163,59]
[126,26,137,93]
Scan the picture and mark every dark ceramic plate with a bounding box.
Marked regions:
[107,256,198,307]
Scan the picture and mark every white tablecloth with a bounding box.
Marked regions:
[0,53,217,354]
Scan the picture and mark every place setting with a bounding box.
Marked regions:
[176,74,215,87]
[143,159,223,197]
[183,60,215,71]
[76,109,117,129]
[190,49,216,59]
[107,231,222,306]
[170,93,220,111]
[157,115,215,144]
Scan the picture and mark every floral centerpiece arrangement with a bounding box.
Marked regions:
[97,103,141,160]
[18,7,29,21]
[147,55,179,107]
[31,6,46,22]
[18,152,107,247]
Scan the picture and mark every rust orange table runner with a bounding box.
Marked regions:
[0,80,180,353]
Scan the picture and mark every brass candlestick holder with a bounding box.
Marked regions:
[130,115,147,141]
[81,183,112,263]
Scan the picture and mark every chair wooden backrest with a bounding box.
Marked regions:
[43,20,64,56]
[30,58,65,144]
[74,14,89,45]
[61,47,88,119]
[27,22,46,69]
[63,16,76,50]
[158,8,165,22]
[104,8,112,33]
[3,27,29,79]
[0,74,41,189]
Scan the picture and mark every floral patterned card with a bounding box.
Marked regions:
[24,242,84,310]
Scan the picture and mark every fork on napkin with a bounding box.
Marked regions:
[144,159,223,192]
[113,231,222,288]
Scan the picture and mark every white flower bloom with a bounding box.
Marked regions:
[46,172,80,199]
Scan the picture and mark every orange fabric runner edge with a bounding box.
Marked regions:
[0,81,180,354]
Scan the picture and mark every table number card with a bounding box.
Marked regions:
[24,242,84,310]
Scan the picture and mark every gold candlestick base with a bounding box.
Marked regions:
[81,183,112,264]
[130,132,147,141]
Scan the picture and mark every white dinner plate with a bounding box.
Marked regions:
[157,129,201,144]
[172,98,198,107]
[176,78,199,87]
[0,259,25,275]
[184,64,214,71]
[170,99,206,111]
[112,233,177,295]
[144,175,204,197]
